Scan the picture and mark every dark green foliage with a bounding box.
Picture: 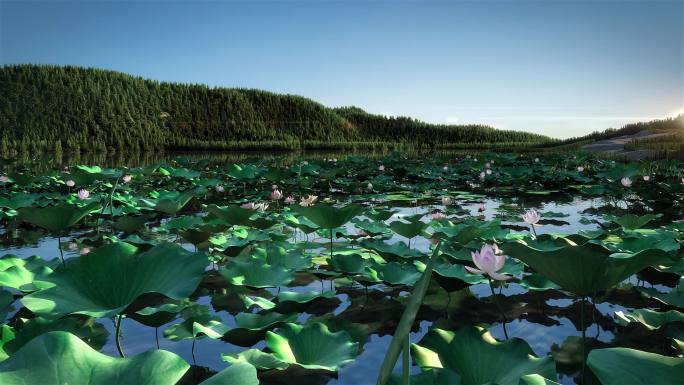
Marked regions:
[0,65,550,153]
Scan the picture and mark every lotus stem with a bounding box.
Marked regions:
[115,314,125,358]
[530,225,537,237]
[191,337,197,365]
[402,334,410,385]
[57,235,65,267]
[580,296,586,385]
[488,277,509,339]
[155,327,160,349]
[330,228,334,259]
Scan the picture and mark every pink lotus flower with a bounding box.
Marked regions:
[466,244,510,281]
[271,189,283,200]
[300,195,318,207]
[443,166,448,171]
[522,209,541,225]
[284,196,295,204]
[77,189,90,200]
[621,177,632,187]
[357,229,369,237]
[577,166,584,172]
[431,211,446,220]
[441,196,452,206]
[122,175,132,183]
[216,185,225,193]
[479,171,486,180]
[486,169,492,175]
[80,247,91,255]
[534,158,539,163]
[643,175,650,182]
[378,165,385,171]
[478,203,486,212]
[66,180,75,187]
[0,175,8,183]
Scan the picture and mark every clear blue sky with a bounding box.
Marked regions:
[1,0,682,138]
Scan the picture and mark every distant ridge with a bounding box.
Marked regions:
[0,65,551,153]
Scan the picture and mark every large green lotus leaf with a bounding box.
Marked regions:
[0,289,13,323]
[131,298,191,328]
[199,363,259,385]
[22,242,208,318]
[0,255,56,291]
[0,194,37,210]
[390,218,427,239]
[329,253,373,274]
[412,327,556,385]
[112,215,149,233]
[0,331,189,385]
[361,239,423,260]
[372,261,422,286]
[366,208,398,221]
[616,309,684,329]
[223,348,290,370]
[207,204,255,226]
[223,312,298,347]
[0,325,14,361]
[638,278,684,308]
[587,348,684,385]
[612,214,657,230]
[154,190,195,214]
[164,304,230,341]
[4,315,108,354]
[503,241,670,296]
[18,202,102,233]
[266,322,359,371]
[220,260,294,288]
[600,230,680,253]
[292,203,365,229]
[228,163,260,180]
[352,218,390,236]
[255,245,313,271]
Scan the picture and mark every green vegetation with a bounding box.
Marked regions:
[0,65,551,154]
[0,153,683,384]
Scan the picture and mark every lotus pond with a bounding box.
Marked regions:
[0,153,683,385]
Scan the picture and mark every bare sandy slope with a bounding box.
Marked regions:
[582,131,671,160]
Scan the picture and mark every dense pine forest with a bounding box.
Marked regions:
[0,65,553,154]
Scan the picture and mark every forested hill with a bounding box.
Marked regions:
[0,65,552,153]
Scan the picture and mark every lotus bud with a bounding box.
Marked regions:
[621,177,632,187]
[66,180,75,187]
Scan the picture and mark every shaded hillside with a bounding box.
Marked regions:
[0,65,551,153]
